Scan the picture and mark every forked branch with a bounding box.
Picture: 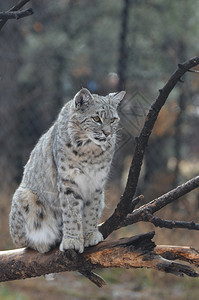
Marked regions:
[100,57,199,238]
[123,175,199,228]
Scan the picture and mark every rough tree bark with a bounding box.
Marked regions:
[1,2,199,287]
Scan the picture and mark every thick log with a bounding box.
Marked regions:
[0,232,198,283]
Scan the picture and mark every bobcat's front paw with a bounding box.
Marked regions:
[59,237,84,253]
[84,231,104,248]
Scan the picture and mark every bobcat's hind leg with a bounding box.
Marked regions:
[9,202,28,248]
[10,188,61,253]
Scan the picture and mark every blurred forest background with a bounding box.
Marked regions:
[1,0,199,299]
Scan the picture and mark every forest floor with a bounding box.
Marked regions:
[1,267,199,300]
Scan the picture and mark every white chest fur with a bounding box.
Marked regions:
[68,165,107,199]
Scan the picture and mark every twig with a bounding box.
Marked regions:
[63,249,106,287]
[131,194,144,211]
[79,270,106,288]
[188,69,199,74]
[0,9,33,20]
[100,57,199,239]
[9,0,30,11]
[143,215,199,231]
[0,0,33,31]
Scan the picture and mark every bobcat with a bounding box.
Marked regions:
[9,88,125,254]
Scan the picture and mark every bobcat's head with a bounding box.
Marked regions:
[68,88,126,149]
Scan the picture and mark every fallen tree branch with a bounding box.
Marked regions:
[0,232,199,283]
[100,57,199,239]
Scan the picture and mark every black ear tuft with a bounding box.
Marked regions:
[76,93,84,108]
[74,88,93,110]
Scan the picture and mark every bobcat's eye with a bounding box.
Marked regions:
[92,116,101,123]
[110,118,117,123]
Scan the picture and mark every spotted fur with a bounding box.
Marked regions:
[9,88,125,253]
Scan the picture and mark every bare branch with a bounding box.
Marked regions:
[143,215,199,231]
[100,57,199,239]
[188,69,199,74]
[0,232,199,284]
[124,175,199,227]
[0,0,33,31]
[58,248,106,287]
[79,270,106,288]
[9,0,31,11]
[0,9,33,20]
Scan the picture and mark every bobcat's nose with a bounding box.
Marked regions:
[103,131,111,137]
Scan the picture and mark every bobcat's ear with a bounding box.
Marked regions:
[74,88,94,111]
[109,91,126,107]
